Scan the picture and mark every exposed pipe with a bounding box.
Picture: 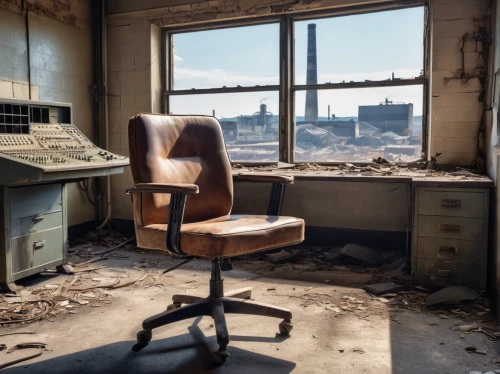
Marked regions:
[22,0,31,100]
[97,0,111,231]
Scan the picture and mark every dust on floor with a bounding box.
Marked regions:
[0,234,498,373]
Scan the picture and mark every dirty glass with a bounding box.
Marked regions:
[169,91,280,162]
[294,85,424,163]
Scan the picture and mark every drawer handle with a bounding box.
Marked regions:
[441,199,461,207]
[439,246,458,253]
[436,269,455,277]
[33,240,45,250]
[33,214,44,223]
[440,224,460,231]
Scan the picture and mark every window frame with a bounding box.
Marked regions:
[162,0,429,165]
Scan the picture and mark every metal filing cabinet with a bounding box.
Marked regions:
[0,183,68,291]
[412,186,490,291]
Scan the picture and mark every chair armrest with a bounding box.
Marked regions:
[127,183,199,194]
[237,173,294,185]
[236,173,293,215]
[126,183,197,257]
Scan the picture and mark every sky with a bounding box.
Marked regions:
[170,6,425,118]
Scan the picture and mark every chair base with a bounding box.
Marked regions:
[133,260,293,366]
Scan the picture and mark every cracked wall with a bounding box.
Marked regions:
[430,0,491,167]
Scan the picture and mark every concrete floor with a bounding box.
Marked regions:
[0,250,499,374]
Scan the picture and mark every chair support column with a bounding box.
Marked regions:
[210,258,224,298]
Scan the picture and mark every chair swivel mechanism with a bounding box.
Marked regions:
[127,114,305,365]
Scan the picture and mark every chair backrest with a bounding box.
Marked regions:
[128,114,233,226]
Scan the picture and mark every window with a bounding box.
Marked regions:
[170,91,280,161]
[167,23,280,162]
[165,5,427,164]
[293,7,425,163]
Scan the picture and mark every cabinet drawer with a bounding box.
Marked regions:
[11,211,63,238]
[416,237,483,264]
[417,215,483,240]
[10,184,62,220]
[11,227,63,275]
[415,258,482,290]
[418,190,484,218]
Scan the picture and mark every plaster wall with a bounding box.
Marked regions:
[0,1,95,227]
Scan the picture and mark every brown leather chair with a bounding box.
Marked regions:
[127,113,304,365]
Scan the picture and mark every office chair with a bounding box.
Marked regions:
[127,114,304,365]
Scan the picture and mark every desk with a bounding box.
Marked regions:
[232,168,493,290]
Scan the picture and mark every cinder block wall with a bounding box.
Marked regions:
[234,181,409,232]
[0,1,95,227]
[105,0,492,230]
[431,0,489,165]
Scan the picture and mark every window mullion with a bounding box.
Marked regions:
[165,86,280,96]
[279,16,292,163]
[292,79,425,92]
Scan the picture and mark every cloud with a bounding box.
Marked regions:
[174,67,278,89]
[174,55,183,62]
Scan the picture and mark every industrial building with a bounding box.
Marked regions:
[0,0,499,373]
[358,99,414,136]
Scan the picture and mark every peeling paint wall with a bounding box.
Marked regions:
[430,0,490,167]
[105,0,493,226]
[0,1,95,227]
[107,0,364,21]
[0,0,90,27]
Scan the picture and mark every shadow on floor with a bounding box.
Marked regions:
[2,318,296,374]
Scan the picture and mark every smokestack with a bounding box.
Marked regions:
[305,23,318,124]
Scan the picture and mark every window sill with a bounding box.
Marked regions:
[231,168,494,187]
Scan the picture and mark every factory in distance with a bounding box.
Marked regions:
[219,23,422,162]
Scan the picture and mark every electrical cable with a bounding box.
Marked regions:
[91,237,136,256]
[162,257,194,274]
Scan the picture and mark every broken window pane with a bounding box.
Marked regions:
[172,23,280,90]
[294,85,424,163]
[294,7,425,85]
[169,91,280,162]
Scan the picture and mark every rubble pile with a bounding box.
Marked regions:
[233,160,486,181]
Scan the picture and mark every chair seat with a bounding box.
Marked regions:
[136,215,305,258]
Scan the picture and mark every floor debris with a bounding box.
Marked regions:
[426,286,479,306]
[339,244,380,266]
[0,331,35,337]
[466,347,488,355]
[362,282,408,296]
[0,342,47,370]
[0,237,152,326]
[265,249,298,264]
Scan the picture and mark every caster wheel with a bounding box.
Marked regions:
[136,330,152,345]
[213,349,230,366]
[279,320,293,336]
[166,302,181,311]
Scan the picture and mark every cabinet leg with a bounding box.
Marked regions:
[0,282,17,293]
[56,264,74,275]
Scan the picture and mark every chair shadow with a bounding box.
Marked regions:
[3,318,296,374]
[229,334,290,343]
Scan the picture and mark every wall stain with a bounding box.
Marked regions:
[0,0,81,27]
[141,0,324,26]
